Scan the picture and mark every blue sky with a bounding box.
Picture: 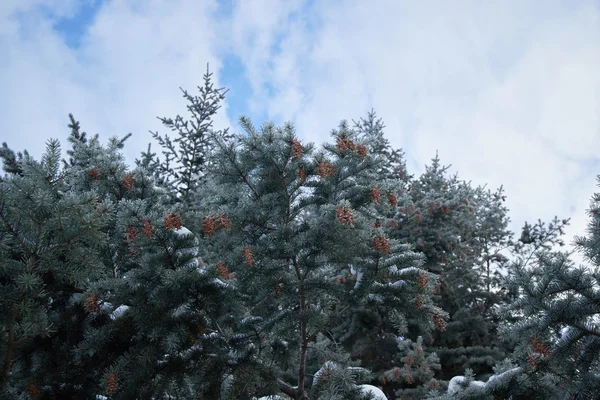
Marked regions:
[48,0,268,129]
[1,0,600,266]
[52,0,104,49]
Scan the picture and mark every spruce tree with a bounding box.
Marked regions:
[429,216,571,400]
[139,65,232,205]
[195,116,445,399]
[0,113,237,398]
[493,214,597,399]
[310,113,446,400]
[0,138,111,398]
[388,154,515,388]
[65,116,241,399]
[8,69,594,400]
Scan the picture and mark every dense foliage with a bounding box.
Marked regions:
[1,71,596,399]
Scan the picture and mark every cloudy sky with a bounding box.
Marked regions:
[1,0,599,265]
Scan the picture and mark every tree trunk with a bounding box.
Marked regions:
[297,284,308,400]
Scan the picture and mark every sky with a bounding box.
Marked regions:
[1,0,599,266]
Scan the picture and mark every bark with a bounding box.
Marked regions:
[277,378,297,398]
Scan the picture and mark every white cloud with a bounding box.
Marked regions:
[0,0,81,35]
[226,0,600,266]
[1,0,599,266]
[1,0,229,166]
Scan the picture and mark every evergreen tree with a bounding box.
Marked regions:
[6,70,596,400]
[64,116,240,399]
[0,138,111,398]
[388,155,515,389]
[430,216,571,400]
[0,114,237,398]
[195,116,446,399]
[493,213,597,399]
[138,65,232,205]
[310,113,446,400]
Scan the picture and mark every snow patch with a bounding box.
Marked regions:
[69,293,84,305]
[200,332,221,340]
[172,226,200,259]
[367,293,384,303]
[447,376,486,394]
[313,361,337,386]
[448,376,470,394]
[173,226,193,236]
[313,363,387,399]
[110,305,130,320]
[353,271,364,290]
[560,326,572,341]
[358,384,388,400]
[388,280,405,288]
[183,257,199,269]
[448,367,522,394]
[485,367,521,389]
[172,303,189,318]
[196,265,207,275]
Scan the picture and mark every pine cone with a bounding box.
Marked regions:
[417,273,429,289]
[142,220,153,238]
[356,143,368,159]
[316,161,335,178]
[373,235,391,254]
[387,193,398,208]
[164,213,182,230]
[415,296,423,309]
[27,382,41,399]
[530,337,550,355]
[336,137,356,153]
[88,168,99,180]
[217,214,231,230]
[121,173,135,189]
[202,216,218,237]
[371,187,382,203]
[432,310,446,331]
[85,293,99,313]
[106,372,118,396]
[291,139,304,161]
[297,167,307,181]
[217,262,229,280]
[125,225,137,241]
[243,246,254,266]
[336,206,354,226]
